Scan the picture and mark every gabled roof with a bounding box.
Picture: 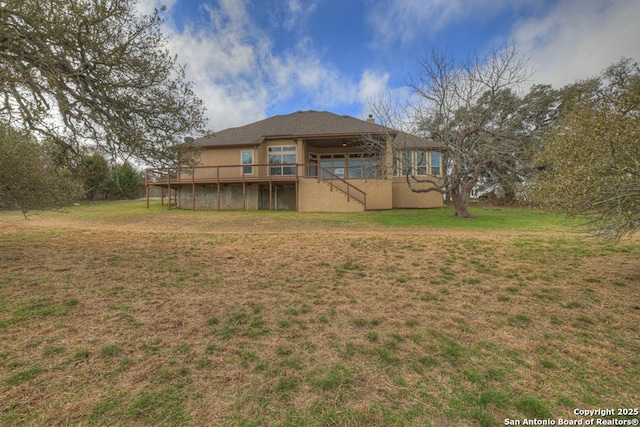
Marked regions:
[195,111,444,149]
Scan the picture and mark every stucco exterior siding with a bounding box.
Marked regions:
[392,177,444,208]
[298,178,364,212]
[347,179,392,210]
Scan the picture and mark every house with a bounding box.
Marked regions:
[144,111,445,212]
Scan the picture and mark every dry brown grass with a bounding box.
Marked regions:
[0,202,638,426]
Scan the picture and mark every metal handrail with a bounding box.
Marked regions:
[312,165,366,206]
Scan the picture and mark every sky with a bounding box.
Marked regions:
[136,0,640,132]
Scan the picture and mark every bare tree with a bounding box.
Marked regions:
[0,0,206,167]
[369,44,533,217]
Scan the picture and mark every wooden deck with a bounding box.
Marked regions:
[145,163,367,210]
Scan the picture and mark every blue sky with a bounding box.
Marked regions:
[137,0,640,132]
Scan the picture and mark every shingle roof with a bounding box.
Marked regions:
[195,111,443,149]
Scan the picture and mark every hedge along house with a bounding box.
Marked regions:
[145,111,445,212]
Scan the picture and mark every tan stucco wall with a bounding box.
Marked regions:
[297,178,392,211]
[197,147,245,166]
[392,177,444,208]
[345,179,392,210]
[196,140,302,179]
[298,178,364,212]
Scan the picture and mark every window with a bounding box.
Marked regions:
[395,150,413,176]
[394,150,442,176]
[268,145,296,175]
[313,152,381,179]
[308,153,318,177]
[430,151,441,176]
[241,150,254,175]
[348,153,378,179]
[416,150,427,175]
[319,154,345,178]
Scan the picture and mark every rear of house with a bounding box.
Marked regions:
[145,111,444,212]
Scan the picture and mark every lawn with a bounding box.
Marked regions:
[1,201,638,426]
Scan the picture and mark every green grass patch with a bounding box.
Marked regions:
[127,388,190,425]
[101,344,124,357]
[4,366,43,387]
[309,364,354,391]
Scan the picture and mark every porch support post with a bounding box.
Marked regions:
[217,182,220,211]
[167,170,171,210]
[295,165,299,211]
[192,167,196,211]
[145,170,150,209]
[242,181,246,211]
[216,167,221,211]
[269,179,273,211]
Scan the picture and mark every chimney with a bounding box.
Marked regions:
[366,114,375,124]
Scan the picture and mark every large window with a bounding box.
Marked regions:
[394,150,442,177]
[310,152,379,179]
[268,146,296,175]
[241,150,254,175]
[319,154,345,178]
[348,153,378,179]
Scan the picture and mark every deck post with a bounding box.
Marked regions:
[167,169,171,210]
[192,167,196,211]
[295,164,299,211]
[242,181,246,211]
[145,170,149,209]
[216,167,221,211]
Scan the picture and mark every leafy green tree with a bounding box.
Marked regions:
[0,123,82,215]
[80,153,111,200]
[486,84,563,203]
[0,0,206,166]
[532,58,640,239]
[109,162,143,199]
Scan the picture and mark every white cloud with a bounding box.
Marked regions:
[159,0,270,130]
[284,0,320,30]
[511,0,640,88]
[151,0,368,130]
[366,0,534,49]
[268,39,360,110]
[358,70,389,103]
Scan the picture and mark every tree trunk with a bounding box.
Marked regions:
[451,186,471,218]
[502,179,516,204]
